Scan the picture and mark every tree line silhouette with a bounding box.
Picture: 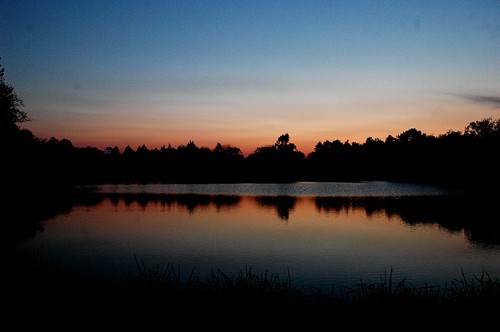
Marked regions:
[2,60,499,189]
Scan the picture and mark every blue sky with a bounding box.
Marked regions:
[1,0,499,154]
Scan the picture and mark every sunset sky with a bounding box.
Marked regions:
[1,0,499,155]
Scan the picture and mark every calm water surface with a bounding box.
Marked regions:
[92,181,455,196]
[17,182,500,291]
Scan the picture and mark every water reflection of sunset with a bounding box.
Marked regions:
[21,194,500,290]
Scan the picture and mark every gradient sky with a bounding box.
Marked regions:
[1,0,499,155]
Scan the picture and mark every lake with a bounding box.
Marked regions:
[15,182,500,292]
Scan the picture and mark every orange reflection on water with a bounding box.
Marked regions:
[22,194,500,289]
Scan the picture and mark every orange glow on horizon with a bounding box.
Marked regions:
[22,98,497,157]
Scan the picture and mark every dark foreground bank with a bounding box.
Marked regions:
[7,251,500,322]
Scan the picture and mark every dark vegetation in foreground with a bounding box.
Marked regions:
[9,250,500,316]
[126,259,500,312]
[2,61,500,190]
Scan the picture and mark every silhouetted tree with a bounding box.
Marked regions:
[137,144,149,156]
[0,60,29,135]
[385,135,396,144]
[1,61,42,189]
[123,145,135,155]
[46,137,74,150]
[439,130,463,142]
[275,133,295,152]
[110,146,120,156]
[212,142,243,160]
[465,117,500,139]
[247,134,305,181]
[397,128,427,143]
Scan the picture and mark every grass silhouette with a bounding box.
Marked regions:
[10,251,498,315]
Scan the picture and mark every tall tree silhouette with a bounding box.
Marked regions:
[275,133,295,152]
[0,60,29,136]
[247,134,305,182]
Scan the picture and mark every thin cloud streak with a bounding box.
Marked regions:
[453,94,500,108]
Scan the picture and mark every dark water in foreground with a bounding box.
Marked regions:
[15,182,500,291]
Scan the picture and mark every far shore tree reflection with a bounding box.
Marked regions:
[255,196,298,221]
[314,195,500,247]
[7,192,500,247]
[112,193,242,213]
